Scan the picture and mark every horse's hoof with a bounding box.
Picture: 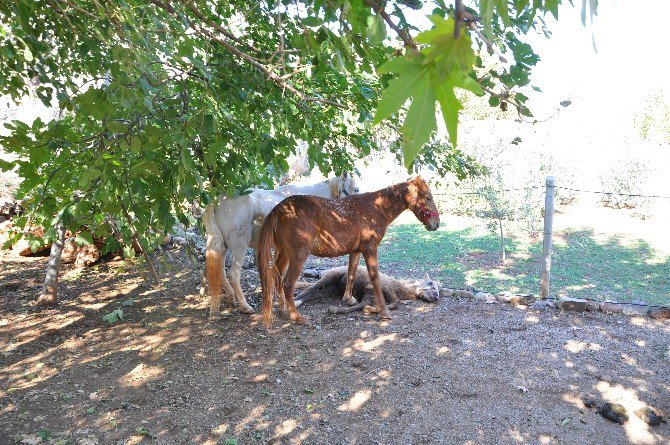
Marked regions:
[380,310,393,320]
[278,308,288,318]
[240,306,255,315]
[343,296,357,306]
[294,316,310,326]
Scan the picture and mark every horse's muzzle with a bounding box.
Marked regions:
[426,220,439,231]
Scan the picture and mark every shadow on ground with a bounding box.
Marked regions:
[1,248,669,444]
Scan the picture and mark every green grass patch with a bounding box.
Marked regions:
[377,222,670,306]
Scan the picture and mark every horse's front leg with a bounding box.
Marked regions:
[362,249,392,320]
[342,252,361,306]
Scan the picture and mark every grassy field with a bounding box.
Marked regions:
[377,220,670,306]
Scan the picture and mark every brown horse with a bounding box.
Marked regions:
[258,176,440,328]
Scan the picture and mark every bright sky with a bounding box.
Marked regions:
[525,0,670,118]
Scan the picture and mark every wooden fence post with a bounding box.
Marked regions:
[540,176,555,299]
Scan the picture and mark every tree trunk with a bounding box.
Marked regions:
[37,222,66,307]
[498,217,506,264]
[118,198,161,286]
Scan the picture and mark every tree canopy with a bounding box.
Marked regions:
[0,0,596,257]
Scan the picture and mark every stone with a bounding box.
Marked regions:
[585,300,601,312]
[634,407,666,426]
[14,226,48,256]
[509,294,536,306]
[495,292,513,303]
[302,269,320,279]
[597,403,628,425]
[648,307,670,320]
[600,301,624,314]
[557,297,588,312]
[530,300,555,310]
[61,237,100,267]
[622,303,649,317]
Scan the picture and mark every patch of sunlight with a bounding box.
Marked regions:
[630,317,647,327]
[275,419,298,436]
[78,302,108,310]
[564,360,574,368]
[235,405,266,435]
[635,339,646,347]
[211,424,230,436]
[119,363,164,387]
[436,346,450,356]
[565,283,596,292]
[645,254,669,266]
[596,381,659,445]
[338,389,371,411]
[465,268,513,286]
[564,340,602,354]
[538,434,557,444]
[561,392,583,408]
[353,333,397,353]
[525,315,540,323]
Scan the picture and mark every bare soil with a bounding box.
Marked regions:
[1,248,669,445]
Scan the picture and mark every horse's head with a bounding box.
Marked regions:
[413,273,440,303]
[337,172,361,198]
[408,177,440,231]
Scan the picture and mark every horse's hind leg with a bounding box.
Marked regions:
[274,250,290,317]
[229,241,255,314]
[282,256,310,325]
[342,252,361,306]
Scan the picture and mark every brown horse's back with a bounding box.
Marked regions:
[271,195,363,258]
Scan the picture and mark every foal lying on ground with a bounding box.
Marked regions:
[294,266,440,314]
[258,176,440,328]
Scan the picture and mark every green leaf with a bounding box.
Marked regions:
[377,54,425,75]
[401,74,436,169]
[365,14,386,45]
[23,47,33,62]
[433,73,462,148]
[135,427,158,440]
[224,439,238,445]
[79,168,101,189]
[75,231,94,246]
[86,407,95,414]
[302,17,322,27]
[373,64,428,124]
[102,308,124,324]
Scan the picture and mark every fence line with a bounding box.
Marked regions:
[554,186,670,200]
[434,186,670,200]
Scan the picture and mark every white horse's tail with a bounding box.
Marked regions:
[203,203,226,318]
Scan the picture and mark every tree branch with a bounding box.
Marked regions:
[366,0,419,54]
[149,0,345,109]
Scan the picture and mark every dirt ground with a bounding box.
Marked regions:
[1,247,669,445]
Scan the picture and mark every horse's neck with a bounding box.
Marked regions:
[373,181,412,224]
[288,179,336,199]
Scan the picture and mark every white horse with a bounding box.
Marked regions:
[202,173,360,319]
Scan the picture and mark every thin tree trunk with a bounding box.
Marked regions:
[118,198,161,286]
[37,222,66,307]
[498,217,506,264]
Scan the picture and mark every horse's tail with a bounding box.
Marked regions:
[203,204,226,317]
[258,210,279,328]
